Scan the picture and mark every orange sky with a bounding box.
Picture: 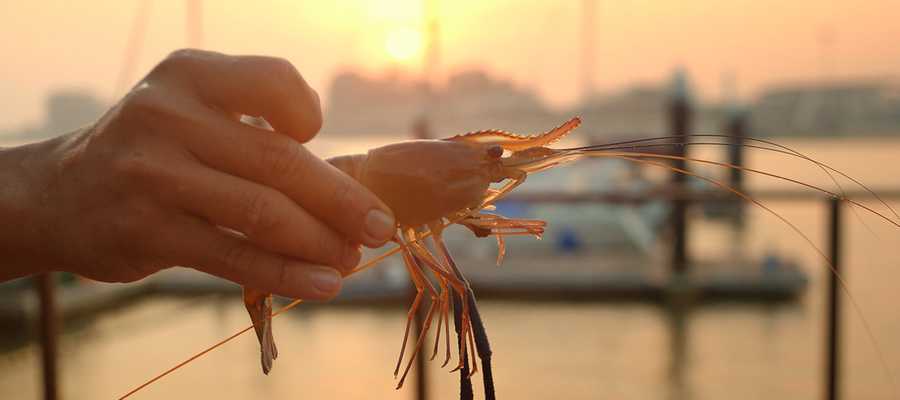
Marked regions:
[2,0,900,132]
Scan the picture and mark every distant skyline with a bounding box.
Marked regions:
[3,1,900,133]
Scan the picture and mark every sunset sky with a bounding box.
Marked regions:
[2,0,900,133]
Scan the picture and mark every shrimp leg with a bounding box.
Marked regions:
[403,229,475,374]
[459,212,546,265]
[394,245,440,389]
[393,241,440,381]
[431,276,453,366]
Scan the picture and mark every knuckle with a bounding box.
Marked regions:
[269,62,300,105]
[152,48,200,77]
[330,180,356,217]
[245,57,298,95]
[241,191,282,237]
[222,242,258,274]
[271,258,292,295]
[259,57,303,102]
[121,85,157,112]
[304,98,323,135]
[247,56,322,137]
[265,57,300,82]
[112,151,157,181]
[292,86,323,137]
[261,138,304,179]
[168,48,200,60]
[316,230,342,265]
[119,85,170,124]
[316,233,331,261]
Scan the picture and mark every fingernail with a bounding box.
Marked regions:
[363,209,395,246]
[342,244,361,270]
[310,267,341,294]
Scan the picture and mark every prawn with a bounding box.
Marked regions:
[119,117,900,399]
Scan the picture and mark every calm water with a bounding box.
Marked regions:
[2,135,900,399]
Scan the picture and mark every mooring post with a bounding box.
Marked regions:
[725,107,748,232]
[669,69,693,276]
[826,198,842,400]
[414,297,428,400]
[35,272,59,400]
[726,109,747,194]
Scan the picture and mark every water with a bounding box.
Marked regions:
[2,135,900,399]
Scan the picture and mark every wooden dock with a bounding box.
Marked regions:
[0,250,806,330]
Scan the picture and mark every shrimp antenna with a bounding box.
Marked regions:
[563,133,900,223]
[562,142,900,228]
[581,150,898,398]
[566,138,897,241]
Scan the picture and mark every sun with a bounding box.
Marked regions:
[385,27,423,63]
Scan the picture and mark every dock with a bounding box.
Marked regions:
[0,249,807,332]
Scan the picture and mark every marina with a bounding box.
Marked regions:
[4,2,900,399]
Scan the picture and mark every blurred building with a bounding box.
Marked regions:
[436,70,557,135]
[3,89,106,140]
[572,77,726,142]
[575,85,669,137]
[43,90,106,136]
[750,80,900,137]
[321,68,900,140]
[323,69,429,135]
[322,68,557,138]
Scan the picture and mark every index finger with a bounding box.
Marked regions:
[150,49,322,142]
[172,102,397,249]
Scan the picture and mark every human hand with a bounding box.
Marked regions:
[0,49,395,299]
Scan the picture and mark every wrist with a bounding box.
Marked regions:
[0,134,72,280]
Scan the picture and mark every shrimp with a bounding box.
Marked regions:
[119,117,900,400]
[242,117,582,399]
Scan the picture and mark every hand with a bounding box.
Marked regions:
[0,49,396,299]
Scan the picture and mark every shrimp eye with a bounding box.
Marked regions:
[487,145,503,159]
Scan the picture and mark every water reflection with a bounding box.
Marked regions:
[665,293,692,400]
[0,295,818,400]
[3,137,900,399]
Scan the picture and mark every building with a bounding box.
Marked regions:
[3,89,106,141]
[750,80,900,137]
[322,69,557,138]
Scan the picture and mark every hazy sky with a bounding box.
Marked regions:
[2,0,900,133]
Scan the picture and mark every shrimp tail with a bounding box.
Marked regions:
[243,287,278,374]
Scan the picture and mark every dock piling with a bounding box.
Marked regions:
[35,272,59,400]
[668,69,693,276]
[825,198,843,400]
